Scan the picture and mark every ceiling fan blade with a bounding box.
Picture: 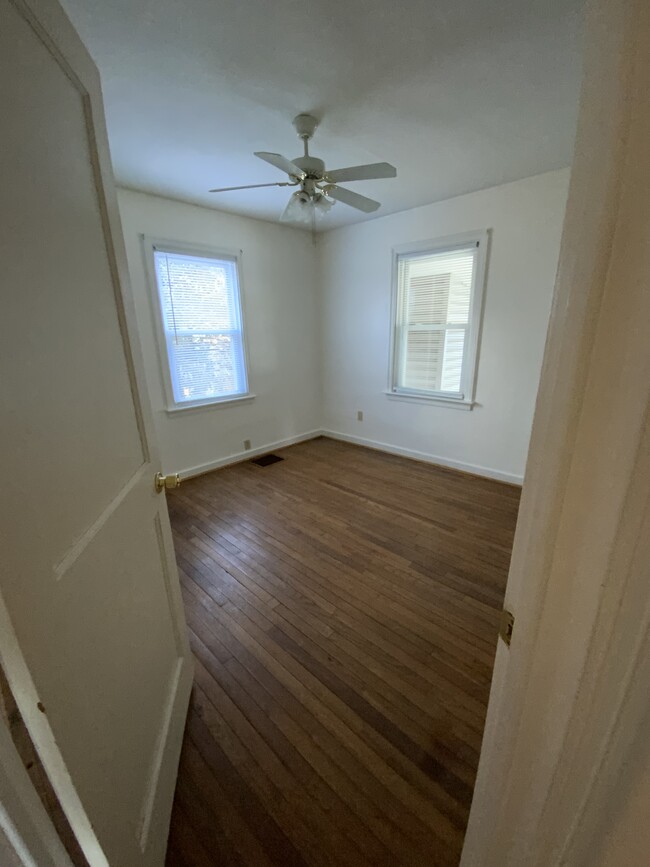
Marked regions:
[209,181,292,193]
[326,162,397,183]
[327,186,380,213]
[254,151,305,178]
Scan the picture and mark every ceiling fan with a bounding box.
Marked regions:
[209,114,397,225]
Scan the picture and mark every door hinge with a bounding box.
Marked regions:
[500,608,515,647]
[155,472,181,494]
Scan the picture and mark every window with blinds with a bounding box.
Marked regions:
[151,246,249,408]
[391,239,484,403]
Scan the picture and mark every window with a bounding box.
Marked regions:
[389,233,487,408]
[148,242,250,410]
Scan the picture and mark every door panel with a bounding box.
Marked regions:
[3,0,145,561]
[0,1,192,864]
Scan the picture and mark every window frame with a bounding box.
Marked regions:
[143,236,254,413]
[387,230,489,410]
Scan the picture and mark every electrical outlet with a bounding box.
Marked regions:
[244,439,251,450]
[357,410,363,422]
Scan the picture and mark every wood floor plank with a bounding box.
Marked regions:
[184,708,308,867]
[191,493,500,671]
[190,577,463,854]
[182,580,439,862]
[165,437,519,866]
[183,552,483,771]
[165,803,215,867]
[189,629,394,864]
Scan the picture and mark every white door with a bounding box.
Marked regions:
[0,1,193,865]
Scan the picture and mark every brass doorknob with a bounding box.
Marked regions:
[155,472,181,493]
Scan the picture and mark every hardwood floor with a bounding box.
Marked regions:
[164,437,520,867]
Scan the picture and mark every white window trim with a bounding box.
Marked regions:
[164,393,256,415]
[143,236,254,413]
[387,230,489,410]
[383,390,474,410]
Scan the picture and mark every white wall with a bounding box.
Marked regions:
[317,169,570,484]
[119,171,569,483]
[118,189,321,475]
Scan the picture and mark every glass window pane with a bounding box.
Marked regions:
[396,244,476,396]
[153,249,248,404]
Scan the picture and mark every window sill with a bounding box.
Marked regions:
[384,391,474,411]
[165,394,256,415]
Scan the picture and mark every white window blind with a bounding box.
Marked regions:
[393,243,479,399]
[152,247,248,407]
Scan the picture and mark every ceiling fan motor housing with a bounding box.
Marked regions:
[293,155,325,182]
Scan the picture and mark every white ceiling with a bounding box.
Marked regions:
[61,0,584,230]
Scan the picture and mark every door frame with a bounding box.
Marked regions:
[0,712,72,867]
[461,0,650,863]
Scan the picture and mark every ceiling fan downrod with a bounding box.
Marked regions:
[290,114,326,186]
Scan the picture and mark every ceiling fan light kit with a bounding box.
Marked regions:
[209,113,397,225]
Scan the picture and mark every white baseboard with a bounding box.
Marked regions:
[321,429,524,486]
[177,429,323,479]
[177,427,523,486]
